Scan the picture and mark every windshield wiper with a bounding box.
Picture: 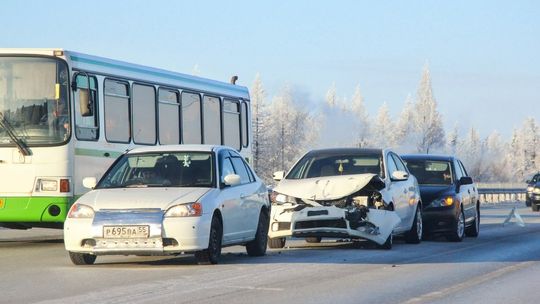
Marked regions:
[0,112,32,156]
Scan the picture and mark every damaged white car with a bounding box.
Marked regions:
[268,148,423,249]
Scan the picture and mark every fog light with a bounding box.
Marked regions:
[48,205,61,216]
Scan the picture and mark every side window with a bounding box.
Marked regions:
[386,154,398,177]
[223,99,241,150]
[104,79,130,143]
[181,92,202,144]
[454,160,464,180]
[391,154,407,172]
[158,88,180,144]
[231,156,251,184]
[132,83,156,145]
[203,95,221,145]
[458,160,469,177]
[74,74,99,141]
[220,156,235,184]
[241,101,249,148]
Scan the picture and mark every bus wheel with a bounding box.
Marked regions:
[69,251,96,265]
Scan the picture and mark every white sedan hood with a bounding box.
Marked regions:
[274,174,384,201]
[76,187,211,210]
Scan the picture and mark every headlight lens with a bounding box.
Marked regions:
[67,204,94,218]
[527,186,534,193]
[534,188,540,194]
[431,196,457,207]
[165,202,202,217]
[270,191,297,205]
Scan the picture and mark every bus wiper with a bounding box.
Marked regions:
[0,112,32,156]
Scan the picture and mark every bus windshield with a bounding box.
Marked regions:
[0,56,70,146]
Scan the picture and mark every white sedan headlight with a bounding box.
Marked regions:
[270,191,297,205]
[67,204,95,218]
[165,202,202,217]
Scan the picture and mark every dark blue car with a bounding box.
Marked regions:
[401,154,480,242]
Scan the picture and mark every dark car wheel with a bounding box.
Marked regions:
[447,207,465,242]
[525,198,532,207]
[465,204,480,237]
[69,252,96,265]
[405,206,422,244]
[246,209,269,257]
[195,216,222,265]
[268,237,286,249]
[532,204,539,212]
[305,237,322,243]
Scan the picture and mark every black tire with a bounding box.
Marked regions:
[447,207,465,242]
[305,237,322,243]
[525,198,532,207]
[532,204,539,212]
[465,204,480,237]
[69,252,96,265]
[405,205,423,244]
[378,233,392,250]
[195,215,222,265]
[268,237,286,249]
[246,209,269,257]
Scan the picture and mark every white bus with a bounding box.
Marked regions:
[0,49,251,229]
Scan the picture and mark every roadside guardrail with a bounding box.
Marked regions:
[477,186,526,204]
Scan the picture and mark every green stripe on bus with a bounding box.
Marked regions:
[0,196,75,223]
[75,148,123,158]
[70,55,247,95]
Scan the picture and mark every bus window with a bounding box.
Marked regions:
[104,79,130,143]
[181,92,202,144]
[241,101,249,148]
[223,99,240,150]
[132,83,156,145]
[158,88,180,144]
[203,95,221,145]
[74,74,98,141]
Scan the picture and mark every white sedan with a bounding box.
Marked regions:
[268,148,423,249]
[64,145,270,265]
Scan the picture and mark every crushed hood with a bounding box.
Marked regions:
[275,174,385,201]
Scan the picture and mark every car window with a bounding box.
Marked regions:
[231,157,251,184]
[391,154,407,172]
[220,157,235,184]
[458,160,469,177]
[386,154,398,177]
[287,153,384,179]
[454,160,464,180]
[404,159,453,185]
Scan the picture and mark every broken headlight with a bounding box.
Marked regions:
[270,191,297,205]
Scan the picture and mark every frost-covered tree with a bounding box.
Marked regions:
[264,86,318,181]
[349,85,371,147]
[446,124,459,155]
[325,82,338,108]
[458,127,484,180]
[412,64,445,153]
[394,94,415,148]
[484,131,510,182]
[250,73,269,173]
[372,102,395,148]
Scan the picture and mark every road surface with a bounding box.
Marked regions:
[1,202,539,304]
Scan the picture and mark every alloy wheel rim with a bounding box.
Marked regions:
[457,211,465,237]
[417,209,423,240]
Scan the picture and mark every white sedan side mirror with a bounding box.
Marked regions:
[82,177,97,189]
[273,171,285,181]
[224,174,241,186]
[391,170,409,181]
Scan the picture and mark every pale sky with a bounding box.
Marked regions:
[2,0,538,138]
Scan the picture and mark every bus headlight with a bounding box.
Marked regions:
[40,179,58,191]
[67,204,94,218]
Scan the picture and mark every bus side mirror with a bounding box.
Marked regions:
[79,88,93,117]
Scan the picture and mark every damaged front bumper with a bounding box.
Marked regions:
[268,204,400,245]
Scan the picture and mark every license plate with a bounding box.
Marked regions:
[103,225,149,238]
